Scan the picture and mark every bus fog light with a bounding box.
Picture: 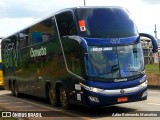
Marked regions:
[89,96,100,102]
[142,91,147,98]
[140,81,147,88]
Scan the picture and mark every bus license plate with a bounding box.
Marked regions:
[117,97,128,102]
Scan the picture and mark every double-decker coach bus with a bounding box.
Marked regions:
[1,7,158,109]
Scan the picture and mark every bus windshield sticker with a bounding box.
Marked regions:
[103,47,113,51]
[78,20,86,32]
[91,47,113,52]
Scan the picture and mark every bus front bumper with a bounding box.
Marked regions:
[80,82,147,107]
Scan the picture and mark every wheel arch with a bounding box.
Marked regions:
[45,80,62,98]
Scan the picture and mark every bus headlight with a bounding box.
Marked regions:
[91,87,104,93]
[139,80,147,88]
[80,83,104,93]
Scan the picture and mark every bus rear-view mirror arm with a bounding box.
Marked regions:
[139,33,158,53]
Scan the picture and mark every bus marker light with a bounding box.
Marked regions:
[69,90,75,96]
[77,94,81,101]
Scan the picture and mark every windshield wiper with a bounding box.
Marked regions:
[123,70,145,75]
[96,71,112,77]
[96,64,119,77]
[97,69,119,77]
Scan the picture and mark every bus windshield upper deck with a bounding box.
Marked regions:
[75,7,138,38]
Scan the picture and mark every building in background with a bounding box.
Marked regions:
[141,37,159,64]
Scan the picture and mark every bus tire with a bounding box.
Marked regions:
[48,86,59,107]
[60,86,71,109]
[11,82,16,96]
[12,82,20,97]
[14,83,20,97]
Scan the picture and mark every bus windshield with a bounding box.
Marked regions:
[85,43,144,79]
[75,8,138,38]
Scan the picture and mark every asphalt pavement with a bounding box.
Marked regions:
[0,88,159,120]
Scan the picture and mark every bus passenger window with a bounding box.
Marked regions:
[64,39,83,76]
[18,30,29,48]
[56,11,77,36]
[31,32,43,44]
[29,17,58,45]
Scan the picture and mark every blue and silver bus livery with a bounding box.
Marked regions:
[2,7,158,109]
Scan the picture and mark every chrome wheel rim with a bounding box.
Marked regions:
[60,88,67,107]
[49,89,55,104]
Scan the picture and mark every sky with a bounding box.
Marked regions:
[0,0,160,38]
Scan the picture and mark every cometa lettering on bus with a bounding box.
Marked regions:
[30,46,46,58]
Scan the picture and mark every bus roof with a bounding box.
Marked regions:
[2,6,125,40]
[54,6,124,14]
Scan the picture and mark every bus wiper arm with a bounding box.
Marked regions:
[97,64,119,77]
[96,71,112,77]
[124,70,145,75]
[97,69,119,77]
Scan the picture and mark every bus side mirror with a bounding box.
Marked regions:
[139,33,158,53]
